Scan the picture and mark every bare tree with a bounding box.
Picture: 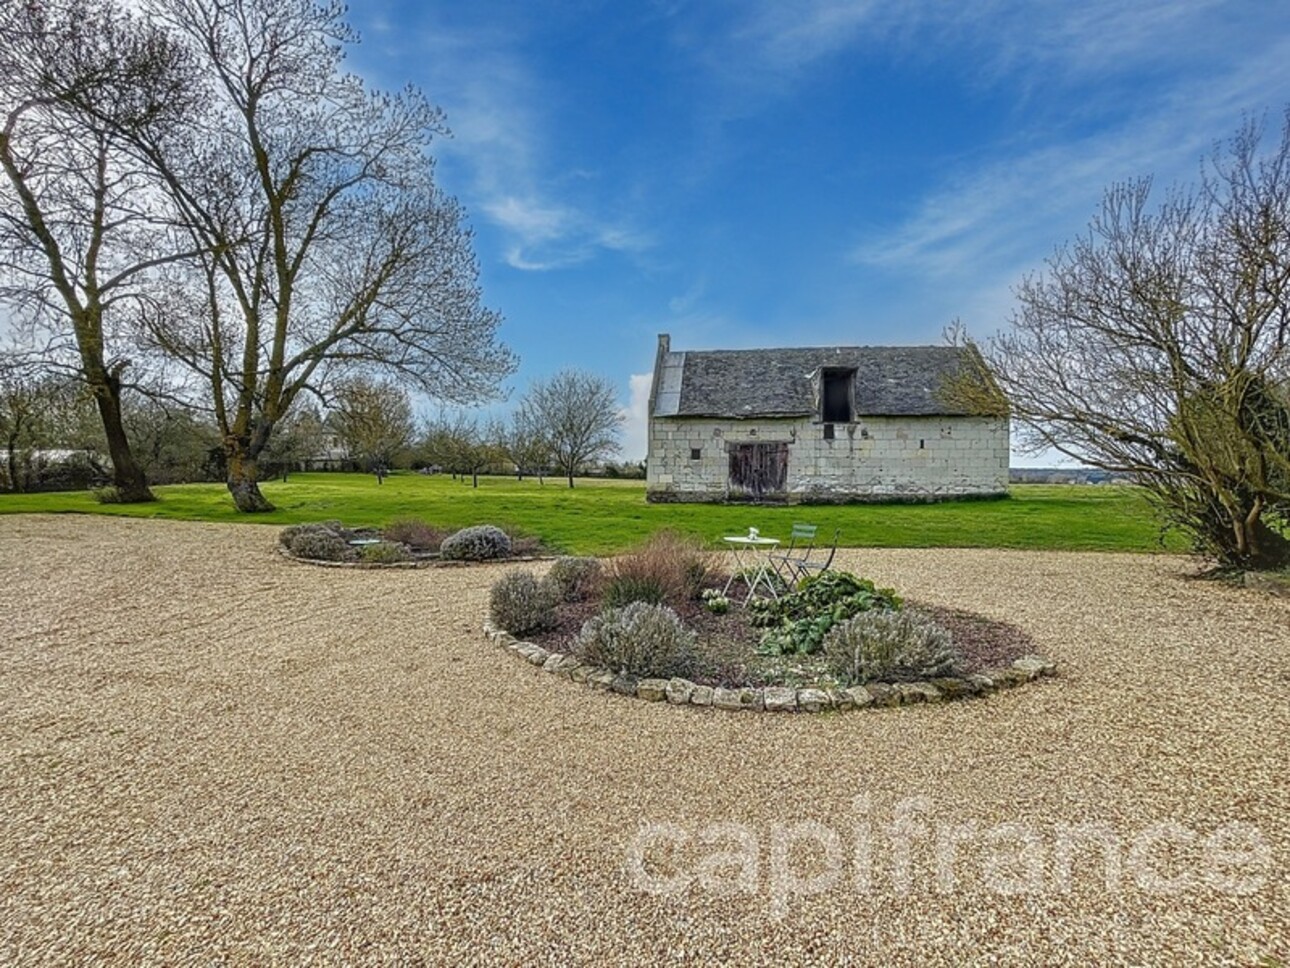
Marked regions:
[329,377,414,481]
[124,0,515,511]
[0,0,195,501]
[419,409,502,488]
[522,370,623,488]
[952,113,1290,569]
[501,405,551,483]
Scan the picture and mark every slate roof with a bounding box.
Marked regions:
[652,344,979,419]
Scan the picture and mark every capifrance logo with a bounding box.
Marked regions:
[623,794,1271,920]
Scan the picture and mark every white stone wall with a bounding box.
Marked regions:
[646,415,1009,501]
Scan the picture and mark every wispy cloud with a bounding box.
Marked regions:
[841,14,1290,332]
[717,0,1235,85]
[386,22,650,272]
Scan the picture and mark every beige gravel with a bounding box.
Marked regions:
[1,514,1287,966]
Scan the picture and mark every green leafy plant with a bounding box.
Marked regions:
[489,570,558,636]
[91,486,123,504]
[750,571,902,656]
[574,601,697,679]
[823,608,960,684]
[701,588,730,614]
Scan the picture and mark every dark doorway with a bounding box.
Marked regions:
[728,442,789,500]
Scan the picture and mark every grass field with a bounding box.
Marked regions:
[0,472,1181,556]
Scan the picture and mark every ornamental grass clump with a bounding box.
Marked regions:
[603,529,714,608]
[490,570,558,636]
[440,524,512,561]
[823,608,960,684]
[382,517,449,551]
[574,601,697,679]
[546,556,602,602]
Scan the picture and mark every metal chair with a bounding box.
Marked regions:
[768,522,817,584]
[796,529,840,578]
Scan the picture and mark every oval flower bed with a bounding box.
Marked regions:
[278,519,546,567]
[483,531,1056,713]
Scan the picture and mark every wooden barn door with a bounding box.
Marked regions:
[728,442,789,501]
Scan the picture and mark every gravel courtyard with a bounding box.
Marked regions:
[1,514,1286,965]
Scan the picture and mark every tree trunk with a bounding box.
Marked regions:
[91,374,154,502]
[5,437,19,493]
[226,446,274,512]
[567,469,575,488]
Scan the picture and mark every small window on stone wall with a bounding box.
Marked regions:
[690,447,702,460]
[823,424,835,440]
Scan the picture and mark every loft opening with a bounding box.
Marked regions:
[821,367,856,423]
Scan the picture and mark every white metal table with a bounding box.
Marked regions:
[721,535,781,604]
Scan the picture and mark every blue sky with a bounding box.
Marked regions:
[345,0,1290,463]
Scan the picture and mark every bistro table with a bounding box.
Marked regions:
[721,534,782,604]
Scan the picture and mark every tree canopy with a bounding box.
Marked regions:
[956,112,1290,568]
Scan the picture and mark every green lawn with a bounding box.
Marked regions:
[0,472,1181,556]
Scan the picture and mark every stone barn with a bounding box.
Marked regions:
[645,334,1009,503]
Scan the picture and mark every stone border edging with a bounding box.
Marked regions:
[482,621,1056,713]
[276,545,555,569]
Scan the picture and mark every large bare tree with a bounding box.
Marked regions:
[125,0,514,511]
[521,370,623,488]
[0,0,194,501]
[954,113,1290,568]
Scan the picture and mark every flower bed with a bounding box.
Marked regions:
[483,531,1055,712]
[278,518,547,567]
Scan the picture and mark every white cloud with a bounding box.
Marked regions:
[619,372,653,461]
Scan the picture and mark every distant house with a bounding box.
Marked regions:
[645,334,1009,503]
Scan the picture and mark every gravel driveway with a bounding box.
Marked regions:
[1,514,1286,965]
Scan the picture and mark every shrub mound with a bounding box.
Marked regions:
[574,601,697,679]
[289,529,353,563]
[440,525,512,561]
[360,541,414,564]
[546,556,602,602]
[279,520,347,549]
[490,570,558,635]
[824,608,961,684]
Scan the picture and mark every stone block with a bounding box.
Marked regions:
[796,688,830,712]
[637,678,669,701]
[665,678,696,704]
[763,686,798,712]
[844,686,874,708]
